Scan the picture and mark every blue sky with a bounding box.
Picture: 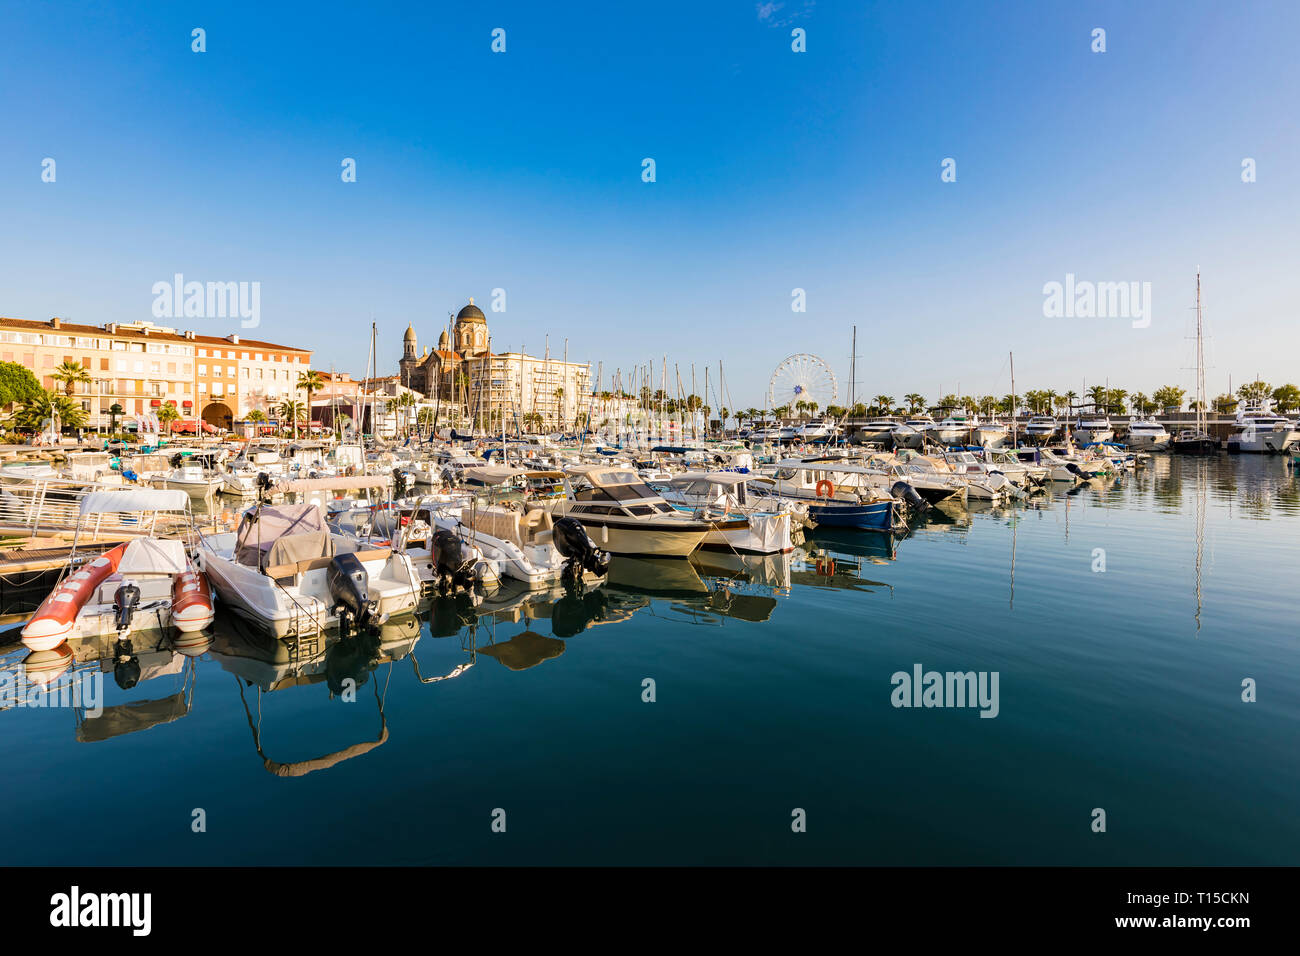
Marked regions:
[2,0,1298,409]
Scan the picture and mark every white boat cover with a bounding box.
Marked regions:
[79,488,190,515]
[276,476,392,492]
[118,537,188,575]
[460,465,525,485]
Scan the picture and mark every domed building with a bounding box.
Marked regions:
[395,297,592,431]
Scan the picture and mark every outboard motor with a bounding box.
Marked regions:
[112,638,141,690]
[256,471,275,501]
[431,529,482,593]
[890,480,930,513]
[392,467,408,500]
[327,552,386,629]
[552,516,612,580]
[113,582,141,632]
[1066,462,1089,480]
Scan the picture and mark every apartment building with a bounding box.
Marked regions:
[0,316,312,430]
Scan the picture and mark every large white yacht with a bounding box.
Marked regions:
[1071,414,1115,445]
[1226,406,1297,454]
[1124,418,1171,451]
[1023,417,1059,443]
[891,416,936,449]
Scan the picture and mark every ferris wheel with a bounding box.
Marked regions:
[768,353,838,412]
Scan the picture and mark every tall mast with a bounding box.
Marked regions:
[1009,351,1016,446]
[1195,268,1206,433]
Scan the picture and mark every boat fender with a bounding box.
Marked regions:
[815,479,835,498]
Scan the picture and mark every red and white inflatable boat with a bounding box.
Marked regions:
[21,490,215,651]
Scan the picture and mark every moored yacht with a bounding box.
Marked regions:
[1072,415,1114,445]
[1023,417,1059,443]
[547,465,711,557]
[891,416,936,450]
[1226,406,1297,454]
[1124,417,1171,451]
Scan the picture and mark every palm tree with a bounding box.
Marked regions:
[873,395,895,416]
[278,399,304,439]
[904,393,925,413]
[16,389,87,433]
[156,402,180,435]
[52,360,91,398]
[297,370,325,430]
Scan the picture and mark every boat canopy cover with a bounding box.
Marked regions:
[276,476,392,492]
[668,471,752,487]
[79,488,190,515]
[460,465,525,485]
[118,537,188,575]
[235,503,330,568]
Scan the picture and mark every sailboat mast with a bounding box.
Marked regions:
[1009,351,1016,446]
[1196,269,1206,432]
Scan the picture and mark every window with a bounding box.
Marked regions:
[213,366,222,377]
[100,358,109,370]
[227,366,235,377]
[197,364,207,375]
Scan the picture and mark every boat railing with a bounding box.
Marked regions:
[0,479,193,537]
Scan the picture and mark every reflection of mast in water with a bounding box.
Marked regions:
[1009,515,1017,611]
[1194,460,1206,633]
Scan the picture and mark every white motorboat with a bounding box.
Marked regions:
[931,416,976,447]
[156,453,226,498]
[658,472,795,554]
[1023,417,1059,443]
[546,464,712,557]
[891,416,936,449]
[1124,418,1171,451]
[199,500,422,639]
[1226,406,1297,454]
[856,419,897,445]
[1072,415,1115,445]
[973,420,1010,448]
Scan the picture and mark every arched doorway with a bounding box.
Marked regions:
[201,401,233,430]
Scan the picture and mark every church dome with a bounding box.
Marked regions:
[438,330,449,350]
[456,298,486,324]
[403,324,416,342]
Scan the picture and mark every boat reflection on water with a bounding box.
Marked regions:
[795,530,896,593]
[0,625,206,743]
[209,611,421,777]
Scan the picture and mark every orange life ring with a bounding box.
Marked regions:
[815,479,834,498]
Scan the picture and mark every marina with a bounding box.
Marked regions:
[1,451,1297,864]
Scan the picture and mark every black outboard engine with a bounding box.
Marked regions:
[1066,462,1088,479]
[431,529,481,593]
[327,552,386,628]
[392,467,408,500]
[113,582,141,632]
[256,471,274,501]
[552,516,612,580]
[112,638,141,690]
[890,480,930,513]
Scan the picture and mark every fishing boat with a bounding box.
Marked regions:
[547,465,711,557]
[20,489,214,651]
[761,461,903,531]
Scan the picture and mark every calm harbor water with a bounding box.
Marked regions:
[2,455,1298,865]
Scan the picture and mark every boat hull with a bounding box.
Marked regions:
[807,500,897,531]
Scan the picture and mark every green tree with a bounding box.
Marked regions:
[1236,380,1272,406]
[278,399,305,439]
[52,360,92,398]
[1152,385,1185,412]
[1270,384,1300,413]
[904,393,926,413]
[1212,393,1238,415]
[15,389,87,432]
[0,361,42,407]
[156,402,180,434]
